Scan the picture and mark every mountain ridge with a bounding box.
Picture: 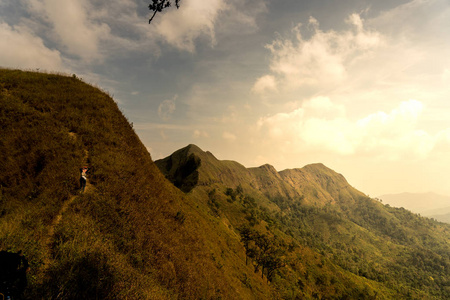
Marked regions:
[156,145,365,208]
[156,143,450,299]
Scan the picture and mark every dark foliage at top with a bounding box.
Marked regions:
[148,0,180,24]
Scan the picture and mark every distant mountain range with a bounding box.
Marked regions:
[379,192,450,223]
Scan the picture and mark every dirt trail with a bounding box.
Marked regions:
[42,182,94,271]
[43,136,92,268]
[46,195,75,247]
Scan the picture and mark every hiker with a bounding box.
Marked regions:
[80,166,89,193]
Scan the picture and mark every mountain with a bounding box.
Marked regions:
[0,69,272,299]
[2,69,450,299]
[157,144,450,299]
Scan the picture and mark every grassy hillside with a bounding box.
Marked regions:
[3,69,450,299]
[0,69,275,299]
[156,144,450,299]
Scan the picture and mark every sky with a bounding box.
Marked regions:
[2,0,450,197]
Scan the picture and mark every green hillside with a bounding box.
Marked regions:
[2,69,450,299]
[0,69,273,299]
[156,144,450,299]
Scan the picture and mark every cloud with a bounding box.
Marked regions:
[252,75,277,94]
[155,0,226,52]
[0,22,63,70]
[0,0,154,72]
[355,100,435,159]
[253,13,383,94]
[28,0,110,62]
[217,0,267,35]
[4,0,266,73]
[158,98,177,121]
[257,97,440,160]
[154,0,266,52]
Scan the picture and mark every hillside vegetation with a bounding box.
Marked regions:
[156,144,450,299]
[0,69,272,299]
[2,69,450,299]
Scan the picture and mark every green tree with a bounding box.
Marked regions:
[238,225,254,265]
[238,226,286,281]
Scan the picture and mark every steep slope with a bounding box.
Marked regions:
[157,144,450,299]
[0,69,273,299]
[247,164,298,201]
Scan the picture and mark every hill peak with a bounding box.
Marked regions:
[302,162,331,172]
[183,143,203,153]
[256,163,278,174]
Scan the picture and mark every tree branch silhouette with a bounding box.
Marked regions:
[148,0,181,24]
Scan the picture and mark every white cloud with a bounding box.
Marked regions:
[155,0,226,52]
[0,0,154,72]
[0,22,63,70]
[153,0,267,52]
[303,96,346,119]
[4,0,265,72]
[217,0,267,35]
[355,100,435,159]
[257,98,442,160]
[252,75,277,94]
[29,0,110,62]
[253,13,383,94]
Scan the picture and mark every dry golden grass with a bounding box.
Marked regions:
[0,69,272,299]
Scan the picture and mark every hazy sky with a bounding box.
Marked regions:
[2,0,450,196]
